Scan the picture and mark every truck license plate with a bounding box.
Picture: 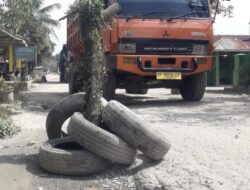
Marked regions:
[156,72,182,80]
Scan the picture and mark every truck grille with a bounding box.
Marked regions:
[119,38,209,55]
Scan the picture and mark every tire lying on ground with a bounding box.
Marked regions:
[46,93,108,140]
[68,112,137,165]
[39,137,111,176]
[46,93,85,139]
[102,101,171,161]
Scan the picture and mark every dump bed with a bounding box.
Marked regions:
[67,14,84,55]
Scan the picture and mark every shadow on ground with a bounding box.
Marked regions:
[21,92,69,112]
[116,93,215,109]
[0,153,161,181]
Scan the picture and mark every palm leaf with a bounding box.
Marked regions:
[39,3,61,14]
[39,17,60,27]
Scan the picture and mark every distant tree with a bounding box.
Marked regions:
[0,0,32,33]
[210,0,233,17]
[20,0,61,64]
[0,0,61,64]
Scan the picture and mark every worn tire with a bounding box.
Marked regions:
[103,71,116,101]
[68,113,137,165]
[179,72,206,101]
[39,137,111,176]
[102,101,171,161]
[46,93,85,139]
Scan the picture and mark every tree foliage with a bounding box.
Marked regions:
[210,0,233,17]
[0,0,61,63]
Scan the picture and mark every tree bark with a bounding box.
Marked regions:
[79,1,121,126]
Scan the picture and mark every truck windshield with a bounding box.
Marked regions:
[116,0,210,19]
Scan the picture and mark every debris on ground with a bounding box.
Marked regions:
[27,140,39,146]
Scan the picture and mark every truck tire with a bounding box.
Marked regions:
[46,93,85,139]
[138,89,148,95]
[69,71,81,94]
[102,101,171,161]
[39,137,111,176]
[103,71,116,101]
[68,112,137,165]
[126,88,139,94]
[179,72,206,101]
[126,89,148,95]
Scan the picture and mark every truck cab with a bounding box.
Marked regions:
[68,0,213,101]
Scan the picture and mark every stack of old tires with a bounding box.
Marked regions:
[39,93,171,176]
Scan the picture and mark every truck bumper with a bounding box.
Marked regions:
[110,54,212,76]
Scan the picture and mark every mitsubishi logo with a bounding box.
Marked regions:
[163,30,169,37]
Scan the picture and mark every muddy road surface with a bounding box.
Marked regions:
[0,74,250,190]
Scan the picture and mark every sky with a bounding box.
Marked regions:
[44,0,250,54]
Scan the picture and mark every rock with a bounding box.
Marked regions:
[37,187,43,190]
[241,94,248,98]
[0,145,9,149]
[41,104,49,110]
[27,141,39,146]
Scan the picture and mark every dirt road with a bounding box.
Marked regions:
[0,74,250,190]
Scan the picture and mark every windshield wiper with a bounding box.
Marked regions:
[166,11,208,21]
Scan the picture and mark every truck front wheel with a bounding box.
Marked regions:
[179,72,206,101]
[126,88,148,95]
[103,71,116,101]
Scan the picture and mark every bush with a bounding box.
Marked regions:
[239,63,250,87]
[0,78,14,92]
[0,113,20,138]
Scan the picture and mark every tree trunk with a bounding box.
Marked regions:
[79,1,121,125]
[83,34,103,126]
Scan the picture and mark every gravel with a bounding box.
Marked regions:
[0,74,249,190]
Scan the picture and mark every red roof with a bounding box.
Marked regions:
[214,35,250,52]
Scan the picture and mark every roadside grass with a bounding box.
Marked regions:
[0,111,20,139]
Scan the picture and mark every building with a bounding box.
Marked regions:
[0,28,26,76]
[207,35,250,86]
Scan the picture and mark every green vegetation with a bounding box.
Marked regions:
[0,78,13,92]
[0,0,61,64]
[0,111,20,138]
[210,0,233,17]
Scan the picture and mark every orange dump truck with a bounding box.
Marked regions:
[67,0,213,101]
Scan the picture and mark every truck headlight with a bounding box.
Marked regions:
[192,44,208,55]
[118,43,136,54]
